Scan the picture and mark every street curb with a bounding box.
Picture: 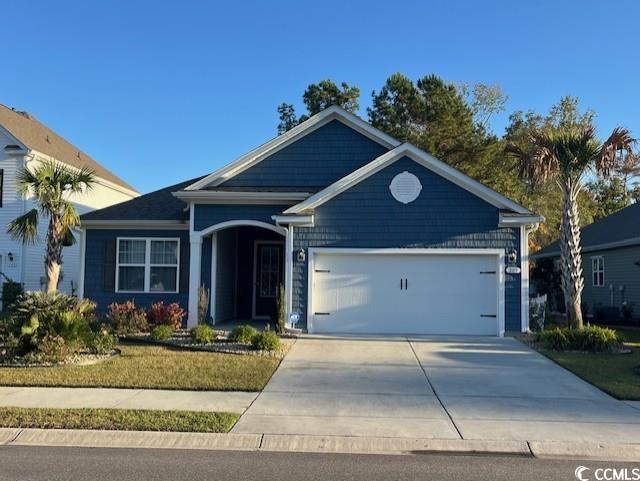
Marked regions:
[530,441,640,462]
[2,428,640,461]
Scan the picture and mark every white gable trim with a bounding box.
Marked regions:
[284,144,533,215]
[185,106,401,191]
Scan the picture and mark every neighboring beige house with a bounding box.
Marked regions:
[0,104,138,295]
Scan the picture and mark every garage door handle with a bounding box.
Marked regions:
[315,269,330,273]
[314,312,330,316]
[480,314,497,318]
[480,271,496,274]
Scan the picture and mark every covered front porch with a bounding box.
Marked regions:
[187,220,292,328]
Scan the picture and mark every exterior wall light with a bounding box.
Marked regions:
[507,249,518,264]
[297,248,306,262]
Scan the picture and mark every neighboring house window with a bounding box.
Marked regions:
[592,256,605,287]
[116,238,179,293]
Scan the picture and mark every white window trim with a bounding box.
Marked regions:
[115,237,181,294]
[591,256,605,287]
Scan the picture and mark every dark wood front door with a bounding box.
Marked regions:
[253,242,284,319]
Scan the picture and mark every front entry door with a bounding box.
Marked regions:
[253,242,284,319]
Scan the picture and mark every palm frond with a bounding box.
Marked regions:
[7,209,39,244]
[596,127,636,177]
[65,166,96,194]
[59,200,81,229]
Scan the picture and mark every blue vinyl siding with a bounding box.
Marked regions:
[582,245,640,316]
[83,229,189,312]
[220,120,389,188]
[193,204,289,231]
[290,156,522,331]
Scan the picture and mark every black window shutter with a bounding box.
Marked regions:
[103,238,117,291]
[179,240,190,293]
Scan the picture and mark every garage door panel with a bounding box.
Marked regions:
[311,252,500,335]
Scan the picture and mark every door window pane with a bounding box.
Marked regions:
[259,246,279,298]
[118,266,145,291]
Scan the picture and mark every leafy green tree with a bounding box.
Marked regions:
[506,126,635,329]
[276,80,360,134]
[7,161,95,292]
[587,177,631,220]
[368,73,482,169]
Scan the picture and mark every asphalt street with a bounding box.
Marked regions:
[0,446,637,481]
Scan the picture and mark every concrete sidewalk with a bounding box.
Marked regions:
[2,428,640,462]
[0,387,257,413]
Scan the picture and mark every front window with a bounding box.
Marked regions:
[592,256,605,287]
[117,238,179,292]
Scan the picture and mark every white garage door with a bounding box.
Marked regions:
[309,250,502,335]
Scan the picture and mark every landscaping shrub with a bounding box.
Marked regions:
[229,325,258,344]
[146,302,185,330]
[32,334,70,364]
[1,282,23,312]
[151,325,173,341]
[12,292,95,351]
[535,325,623,352]
[190,324,216,344]
[251,331,281,351]
[87,330,117,355]
[107,301,148,336]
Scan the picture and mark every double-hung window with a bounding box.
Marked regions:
[591,256,605,287]
[117,238,179,293]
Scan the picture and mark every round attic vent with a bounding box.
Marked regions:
[389,171,422,204]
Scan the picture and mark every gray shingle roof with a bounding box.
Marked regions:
[533,202,640,258]
[0,104,137,192]
[81,177,205,222]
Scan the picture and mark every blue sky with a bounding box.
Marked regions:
[3,0,639,193]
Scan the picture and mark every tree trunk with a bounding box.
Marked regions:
[559,179,585,329]
[44,215,64,293]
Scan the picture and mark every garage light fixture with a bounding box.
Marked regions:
[297,248,306,262]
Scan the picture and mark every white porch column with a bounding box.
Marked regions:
[520,225,530,332]
[209,232,218,325]
[187,232,202,328]
[284,225,294,324]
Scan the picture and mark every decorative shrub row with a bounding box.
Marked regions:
[535,325,623,352]
[107,301,185,336]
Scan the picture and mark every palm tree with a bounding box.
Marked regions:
[507,126,635,329]
[7,160,95,293]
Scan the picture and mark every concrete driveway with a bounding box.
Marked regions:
[232,336,640,442]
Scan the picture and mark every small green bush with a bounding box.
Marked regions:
[87,330,117,355]
[107,301,148,336]
[535,325,623,352]
[2,282,23,312]
[251,331,281,351]
[191,324,216,344]
[229,325,258,344]
[151,325,173,341]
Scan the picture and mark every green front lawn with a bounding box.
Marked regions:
[0,344,281,391]
[541,328,640,400]
[0,407,238,432]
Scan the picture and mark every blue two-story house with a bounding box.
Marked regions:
[79,106,542,335]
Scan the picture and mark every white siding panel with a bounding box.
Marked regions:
[0,141,136,292]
